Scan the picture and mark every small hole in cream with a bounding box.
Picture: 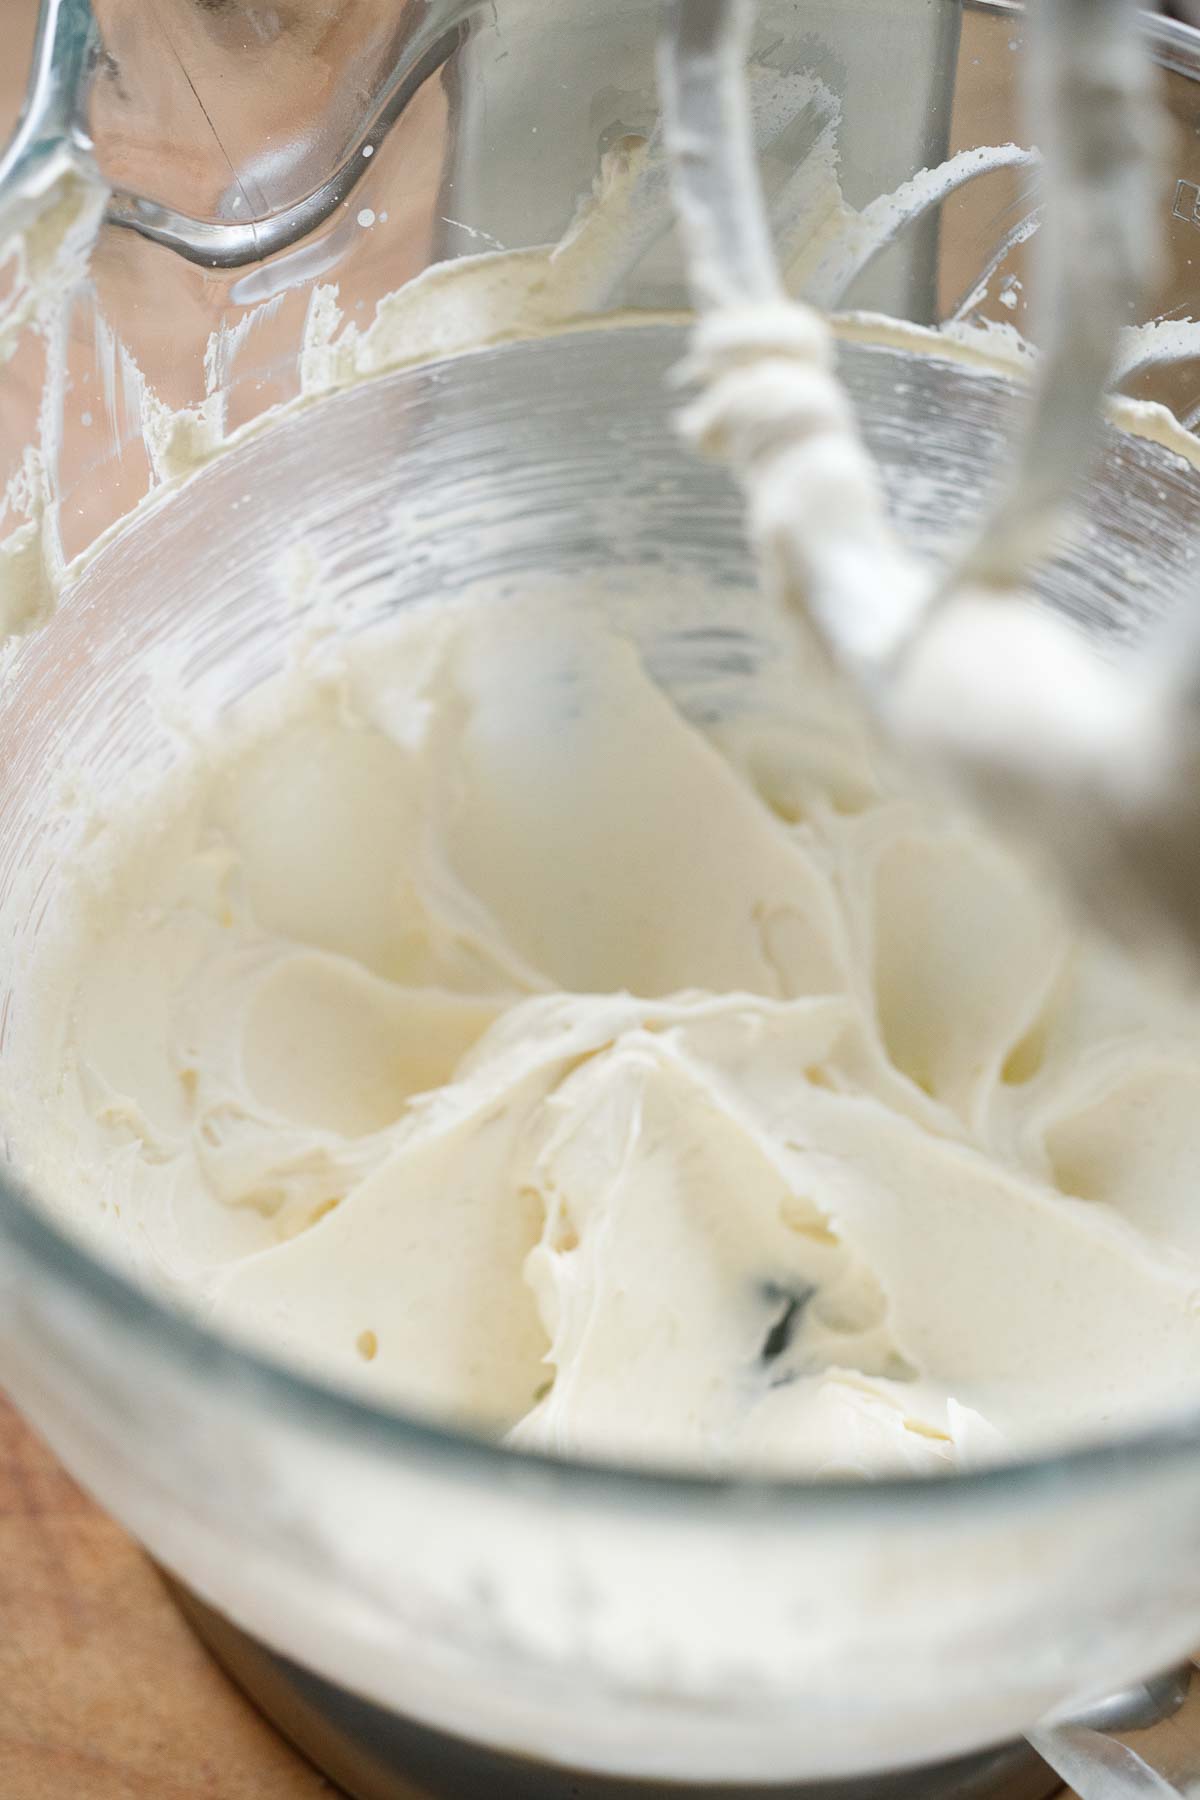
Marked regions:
[550,1216,580,1254]
[902,1416,951,1442]
[1001,1018,1048,1086]
[781,1200,840,1247]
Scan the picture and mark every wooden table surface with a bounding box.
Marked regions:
[0,1396,337,1800]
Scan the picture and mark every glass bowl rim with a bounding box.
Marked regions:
[6,1165,1200,1522]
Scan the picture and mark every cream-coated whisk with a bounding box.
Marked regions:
[663,6,1200,1794]
[661,0,1200,999]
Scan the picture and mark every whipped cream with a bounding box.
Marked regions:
[14,572,1200,1479]
[7,25,1200,1485]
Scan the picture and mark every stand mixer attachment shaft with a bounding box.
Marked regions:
[661,3,1200,1793]
[660,0,1200,992]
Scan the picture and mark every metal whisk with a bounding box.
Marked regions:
[659,0,1200,992]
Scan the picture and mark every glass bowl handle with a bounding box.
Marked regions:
[1032,1663,1200,1797]
[0,0,98,253]
[0,0,462,270]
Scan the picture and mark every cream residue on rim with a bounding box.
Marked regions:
[4,71,1200,644]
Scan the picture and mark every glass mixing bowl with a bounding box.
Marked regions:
[5,321,1200,1794]
[6,4,1200,1797]
[8,0,1200,565]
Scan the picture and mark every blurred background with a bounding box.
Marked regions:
[4,0,1200,571]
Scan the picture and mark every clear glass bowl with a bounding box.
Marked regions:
[5,2,1200,1791]
[4,324,1200,1787]
[8,0,1200,563]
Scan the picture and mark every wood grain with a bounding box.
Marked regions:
[0,1396,336,1800]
